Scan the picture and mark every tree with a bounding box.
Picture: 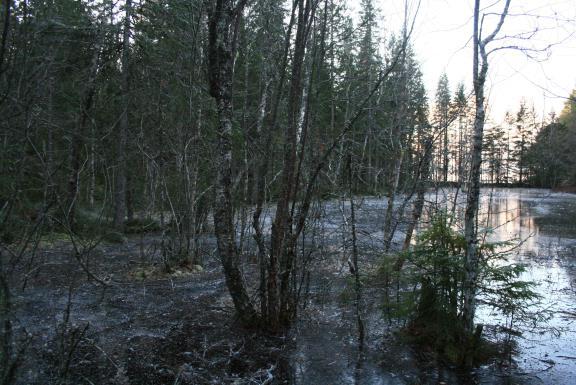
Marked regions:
[462,0,511,353]
[483,123,508,184]
[381,34,428,252]
[452,82,471,184]
[559,89,576,126]
[206,0,258,326]
[434,73,451,182]
[113,0,132,231]
[355,0,380,188]
[510,101,537,184]
[526,91,576,187]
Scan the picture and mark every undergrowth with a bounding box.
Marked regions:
[379,211,543,366]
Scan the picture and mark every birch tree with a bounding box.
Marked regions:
[206,0,258,326]
[462,0,511,345]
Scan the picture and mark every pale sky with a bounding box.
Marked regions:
[352,0,576,123]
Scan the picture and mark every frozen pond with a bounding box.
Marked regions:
[474,188,576,384]
[292,188,576,384]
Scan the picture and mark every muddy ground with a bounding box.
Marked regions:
[6,233,516,385]
[10,235,296,385]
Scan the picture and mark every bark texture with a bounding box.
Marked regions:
[462,0,511,337]
[207,0,257,326]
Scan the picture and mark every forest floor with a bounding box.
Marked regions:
[8,232,516,385]
[10,234,295,385]
[7,230,458,385]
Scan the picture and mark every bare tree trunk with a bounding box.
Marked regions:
[401,137,433,253]
[347,154,364,346]
[66,35,102,227]
[462,0,511,343]
[383,150,404,252]
[443,124,449,182]
[89,124,95,208]
[0,257,15,385]
[382,9,410,253]
[251,0,298,326]
[253,77,269,317]
[0,0,11,77]
[207,0,257,326]
[270,0,311,329]
[44,69,56,208]
[113,0,131,231]
[251,0,412,330]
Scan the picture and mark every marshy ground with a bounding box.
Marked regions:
[8,188,576,384]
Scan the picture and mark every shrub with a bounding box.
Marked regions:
[383,211,541,365]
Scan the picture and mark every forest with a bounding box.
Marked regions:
[1,0,576,384]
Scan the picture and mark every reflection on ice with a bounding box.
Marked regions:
[293,188,576,385]
[427,188,576,384]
